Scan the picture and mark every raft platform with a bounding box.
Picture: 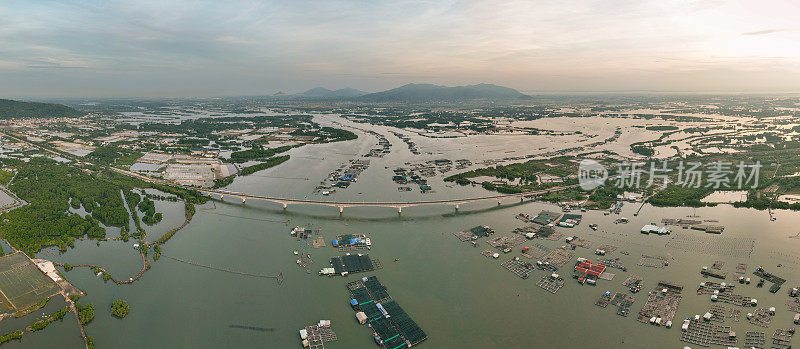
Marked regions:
[748,308,773,328]
[638,255,669,268]
[541,248,574,268]
[697,282,752,307]
[754,267,786,293]
[302,322,338,348]
[329,254,381,275]
[679,318,737,347]
[501,258,535,279]
[701,268,727,279]
[637,281,682,326]
[346,276,427,349]
[772,328,794,349]
[521,243,549,259]
[537,275,565,294]
[744,331,765,349]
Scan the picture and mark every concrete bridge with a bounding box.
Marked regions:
[111,166,576,214]
[194,186,575,214]
[109,168,575,214]
[1,131,577,215]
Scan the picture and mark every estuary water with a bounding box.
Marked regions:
[4,115,799,348]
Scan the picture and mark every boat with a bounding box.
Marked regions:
[293,250,299,255]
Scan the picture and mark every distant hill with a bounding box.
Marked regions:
[302,87,367,98]
[0,99,84,119]
[356,83,529,102]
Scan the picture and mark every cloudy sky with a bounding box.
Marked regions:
[1,0,799,97]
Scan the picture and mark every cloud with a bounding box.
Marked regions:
[1,0,800,97]
[742,29,791,36]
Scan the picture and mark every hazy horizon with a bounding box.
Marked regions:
[2,0,799,98]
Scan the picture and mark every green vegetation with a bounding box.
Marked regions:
[229,145,291,163]
[445,156,576,184]
[648,185,715,207]
[77,302,95,325]
[153,202,192,245]
[239,155,290,176]
[0,156,206,254]
[110,299,130,318]
[138,197,162,225]
[631,145,655,157]
[210,154,291,189]
[15,297,51,318]
[123,189,142,239]
[29,306,69,332]
[0,330,23,344]
[87,336,96,349]
[0,170,14,185]
[587,186,624,209]
[87,146,142,167]
[305,127,357,143]
[0,99,83,119]
[0,159,129,254]
[645,125,679,131]
[212,175,235,188]
[0,160,113,250]
[153,244,161,261]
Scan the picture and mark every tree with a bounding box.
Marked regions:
[77,303,95,325]
[110,299,130,318]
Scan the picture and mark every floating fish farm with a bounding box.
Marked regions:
[323,254,381,276]
[347,276,428,349]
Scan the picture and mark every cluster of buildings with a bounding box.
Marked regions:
[137,152,238,187]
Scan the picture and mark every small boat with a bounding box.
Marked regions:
[293,250,299,255]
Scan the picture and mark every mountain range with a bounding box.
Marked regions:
[281,83,529,102]
[355,83,529,102]
[301,87,367,98]
[0,99,84,119]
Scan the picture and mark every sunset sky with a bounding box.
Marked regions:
[1,0,799,97]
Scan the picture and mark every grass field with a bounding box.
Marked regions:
[0,253,60,313]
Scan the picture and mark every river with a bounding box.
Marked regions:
[4,114,799,348]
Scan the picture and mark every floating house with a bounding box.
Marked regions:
[640,224,670,235]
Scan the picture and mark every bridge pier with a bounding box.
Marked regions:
[338,206,343,215]
[497,200,501,206]
[454,204,459,212]
[220,194,224,201]
[282,203,287,210]
[397,207,402,215]
[242,197,246,205]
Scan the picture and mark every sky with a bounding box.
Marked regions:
[1,0,799,98]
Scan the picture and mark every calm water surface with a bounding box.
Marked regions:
[8,115,800,348]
